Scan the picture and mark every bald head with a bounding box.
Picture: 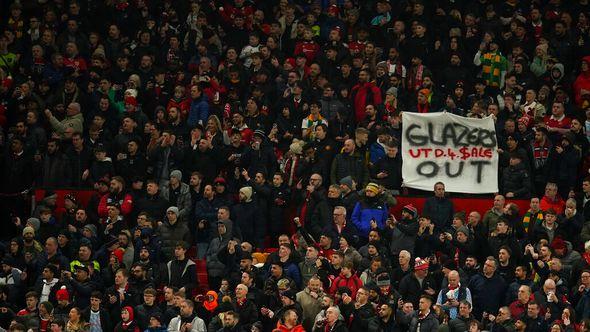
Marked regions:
[343,139,355,154]
[448,270,460,287]
[543,279,556,293]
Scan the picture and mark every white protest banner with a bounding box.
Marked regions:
[401,112,498,193]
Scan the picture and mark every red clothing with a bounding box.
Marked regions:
[226,126,253,145]
[329,272,363,298]
[98,192,134,218]
[540,195,565,215]
[63,56,87,73]
[348,40,367,53]
[275,323,305,332]
[203,79,227,104]
[573,56,590,107]
[167,98,191,119]
[218,2,254,27]
[509,300,528,319]
[543,114,571,130]
[351,82,382,122]
[294,41,320,62]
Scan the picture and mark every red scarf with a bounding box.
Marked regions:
[410,65,424,91]
[299,191,311,226]
[447,283,459,291]
[417,102,430,113]
[237,297,246,306]
[583,252,590,265]
[116,2,130,10]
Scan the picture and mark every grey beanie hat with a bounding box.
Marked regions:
[170,170,183,181]
[167,206,179,216]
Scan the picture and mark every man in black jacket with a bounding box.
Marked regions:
[349,286,378,332]
[82,291,112,332]
[162,241,197,296]
[133,179,170,222]
[422,182,454,232]
[295,173,331,240]
[65,132,92,188]
[134,287,162,331]
[38,138,71,187]
[331,138,368,187]
[408,295,440,332]
[501,153,532,199]
[232,283,258,329]
[64,264,98,310]
[399,258,438,308]
[448,301,475,332]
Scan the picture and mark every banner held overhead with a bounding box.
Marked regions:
[401,112,499,193]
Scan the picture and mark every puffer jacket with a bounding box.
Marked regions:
[48,112,83,136]
[206,220,231,278]
[351,197,388,237]
[156,219,192,261]
[330,152,368,187]
[448,315,472,332]
[232,200,261,246]
[408,311,439,332]
[501,162,532,198]
[40,152,72,187]
[160,182,192,221]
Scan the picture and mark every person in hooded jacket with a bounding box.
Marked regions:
[114,306,140,332]
[161,241,197,296]
[206,220,231,290]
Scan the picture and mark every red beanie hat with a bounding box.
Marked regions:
[414,257,429,271]
[112,248,125,263]
[56,286,70,301]
[285,58,296,68]
[124,95,137,106]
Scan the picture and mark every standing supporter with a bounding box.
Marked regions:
[3,1,590,331]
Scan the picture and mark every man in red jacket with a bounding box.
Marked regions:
[98,176,133,218]
[329,261,363,298]
[351,69,382,122]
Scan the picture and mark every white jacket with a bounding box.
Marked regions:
[167,315,206,332]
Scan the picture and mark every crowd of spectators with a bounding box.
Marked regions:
[2,0,590,331]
